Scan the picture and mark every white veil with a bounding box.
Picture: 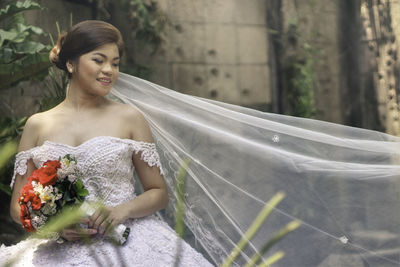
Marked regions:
[110,72,400,266]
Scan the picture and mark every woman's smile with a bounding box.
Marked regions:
[97,77,112,86]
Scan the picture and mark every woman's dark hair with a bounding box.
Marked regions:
[50,20,124,77]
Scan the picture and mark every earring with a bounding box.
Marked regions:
[67,62,73,73]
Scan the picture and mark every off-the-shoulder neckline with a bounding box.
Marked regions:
[19,136,153,154]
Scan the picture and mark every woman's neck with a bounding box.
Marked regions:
[61,81,107,111]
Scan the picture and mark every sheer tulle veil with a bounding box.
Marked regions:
[109,72,400,266]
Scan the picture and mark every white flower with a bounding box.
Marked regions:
[57,159,78,180]
[31,214,47,229]
[41,202,57,215]
[33,183,62,204]
[67,174,77,183]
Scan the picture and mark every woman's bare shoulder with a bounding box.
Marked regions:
[108,102,151,141]
[28,108,61,126]
[25,111,49,128]
[109,101,142,119]
[18,111,48,151]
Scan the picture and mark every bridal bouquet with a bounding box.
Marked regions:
[18,154,130,245]
[18,154,88,232]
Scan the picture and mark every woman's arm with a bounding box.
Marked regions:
[90,107,169,235]
[9,114,40,224]
[10,114,96,241]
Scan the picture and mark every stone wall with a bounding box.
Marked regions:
[145,0,271,109]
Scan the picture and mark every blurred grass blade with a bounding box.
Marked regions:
[244,220,301,267]
[175,158,190,237]
[34,205,86,238]
[49,32,54,46]
[0,140,18,169]
[0,182,12,195]
[258,251,285,267]
[4,204,87,266]
[173,158,190,267]
[56,21,60,36]
[221,191,285,267]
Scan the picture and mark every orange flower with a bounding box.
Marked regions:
[29,160,61,186]
[19,204,34,232]
[43,160,61,170]
[22,218,34,232]
[31,195,42,210]
[20,204,29,220]
[19,183,34,203]
[19,160,62,233]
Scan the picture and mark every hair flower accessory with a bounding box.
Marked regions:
[49,45,60,63]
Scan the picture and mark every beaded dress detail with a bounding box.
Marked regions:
[0,136,213,267]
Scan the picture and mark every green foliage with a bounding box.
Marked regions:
[221,192,300,267]
[74,179,89,199]
[0,0,41,21]
[122,0,167,78]
[39,67,68,112]
[95,0,166,78]
[282,22,318,118]
[126,0,166,54]
[0,0,51,90]
[0,116,26,144]
[0,0,50,202]
[173,158,190,267]
[173,160,300,267]
[0,116,26,196]
[0,141,18,195]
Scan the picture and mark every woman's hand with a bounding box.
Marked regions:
[59,218,98,242]
[88,206,128,236]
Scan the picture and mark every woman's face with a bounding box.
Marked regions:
[70,43,120,96]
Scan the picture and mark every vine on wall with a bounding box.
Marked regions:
[85,0,166,78]
[281,20,318,118]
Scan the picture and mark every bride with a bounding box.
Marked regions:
[2,20,400,267]
[1,20,213,266]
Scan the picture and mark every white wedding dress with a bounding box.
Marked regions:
[0,136,214,267]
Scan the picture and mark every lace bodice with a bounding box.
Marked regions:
[2,135,213,266]
[11,136,164,206]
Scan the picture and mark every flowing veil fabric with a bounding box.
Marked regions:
[109,72,400,266]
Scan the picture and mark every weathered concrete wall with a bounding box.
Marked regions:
[142,0,271,108]
[360,0,400,135]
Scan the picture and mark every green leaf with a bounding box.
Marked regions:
[13,41,46,54]
[0,140,18,170]
[0,0,42,21]
[221,192,286,267]
[0,182,12,195]
[0,52,51,89]
[0,29,19,44]
[0,47,13,63]
[75,179,89,197]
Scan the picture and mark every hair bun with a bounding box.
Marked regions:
[49,32,68,71]
[49,45,60,64]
